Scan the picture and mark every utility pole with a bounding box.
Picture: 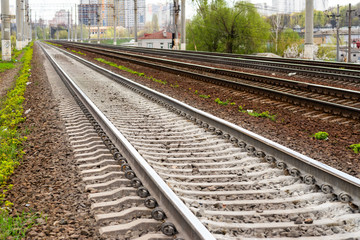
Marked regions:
[75,5,77,42]
[172,0,180,49]
[134,0,138,44]
[16,0,23,50]
[336,5,340,62]
[347,4,355,63]
[80,1,83,42]
[29,9,32,42]
[24,0,29,46]
[35,12,37,40]
[113,0,117,45]
[97,5,100,44]
[304,0,314,59]
[180,0,185,50]
[68,10,70,41]
[1,0,11,61]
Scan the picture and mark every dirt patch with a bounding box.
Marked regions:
[6,43,100,239]
[0,58,23,98]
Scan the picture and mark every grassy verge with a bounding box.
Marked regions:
[0,42,39,238]
[0,62,15,73]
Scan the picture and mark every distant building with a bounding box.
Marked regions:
[146,2,173,30]
[271,0,328,14]
[138,30,179,49]
[79,3,100,26]
[49,9,68,26]
[123,0,146,29]
[78,0,145,29]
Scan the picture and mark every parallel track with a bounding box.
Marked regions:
[55,41,360,120]
[42,42,360,239]
[58,42,360,83]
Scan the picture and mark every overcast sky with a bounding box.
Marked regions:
[4,0,360,21]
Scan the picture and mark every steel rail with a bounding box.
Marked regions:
[55,42,360,119]
[62,42,360,101]
[45,43,360,208]
[39,43,216,240]
[63,42,360,82]
[123,47,360,72]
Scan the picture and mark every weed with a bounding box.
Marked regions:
[170,82,179,88]
[194,90,198,94]
[0,210,40,239]
[313,131,329,140]
[0,62,15,73]
[230,102,236,106]
[349,143,360,154]
[247,110,276,121]
[95,58,167,85]
[215,98,229,106]
[0,42,33,207]
[44,42,62,47]
[199,94,210,99]
[70,49,86,56]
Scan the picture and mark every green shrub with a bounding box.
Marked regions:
[349,143,360,154]
[0,42,33,208]
[313,131,329,140]
[215,98,229,106]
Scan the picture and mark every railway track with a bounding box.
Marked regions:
[40,42,360,239]
[54,41,360,120]
[57,42,360,83]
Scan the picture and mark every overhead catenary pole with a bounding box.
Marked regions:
[68,10,70,41]
[29,9,32,41]
[97,5,100,44]
[16,0,23,50]
[180,0,185,50]
[75,4,77,42]
[1,0,11,61]
[172,0,180,49]
[113,0,116,45]
[35,12,37,40]
[134,0,137,44]
[24,0,29,46]
[336,4,340,62]
[80,1,83,42]
[304,0,314,59]
[347,4,355,63]
[71,7,73,41]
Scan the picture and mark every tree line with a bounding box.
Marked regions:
[186,0,360,56]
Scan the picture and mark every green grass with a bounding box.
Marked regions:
[0,62,15,73]
[0,43,33,208]
[95,58,167,85]
[214,98,229,106]
[100,38,132,45]
[0,42,36,239]
[67,48,86,56]
[0,211,40,239]
[313,131,329,140]
[349,143,360,154]
[238,106,276,121]
[44,41,62,47]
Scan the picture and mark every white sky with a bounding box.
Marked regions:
[6,0,196,22]
[4,0,360,22]
[249,0,360,8]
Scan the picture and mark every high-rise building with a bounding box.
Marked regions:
[271,0,328,14]
[78,0,145,29]
[123,0,146,29]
